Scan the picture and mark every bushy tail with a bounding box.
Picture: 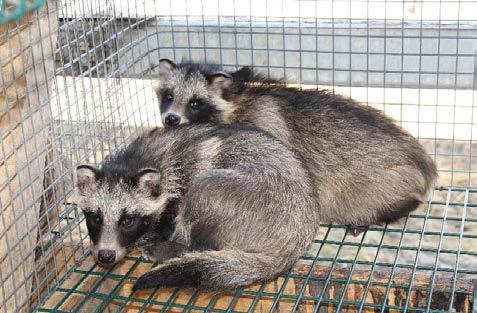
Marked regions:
[409,149,438,195]
[132,250,285,291]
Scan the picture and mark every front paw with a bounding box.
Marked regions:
[141,247,165,263]
[140,242,186,264]
[140,249,154,262]
[347,225,368,237]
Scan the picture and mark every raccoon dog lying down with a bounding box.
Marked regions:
[75,124,319,291]
[155,59,437,227]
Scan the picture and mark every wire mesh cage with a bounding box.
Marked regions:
[0,0,476,312]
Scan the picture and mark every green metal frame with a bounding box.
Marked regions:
[0,0,45,24]
[32,186,476,312]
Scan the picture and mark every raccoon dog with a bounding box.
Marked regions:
[74,124,319,290]
[154,59,437,227]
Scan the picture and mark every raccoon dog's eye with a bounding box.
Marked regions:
[165,94,173,101]
[189,100,202,110]
[84,211,102,227]
[120,216,138,230]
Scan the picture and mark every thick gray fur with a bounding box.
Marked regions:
[75,124,319,290]
[155,60,438,226]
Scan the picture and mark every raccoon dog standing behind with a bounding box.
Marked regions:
[74,124,319,290]
[155,59,437,227]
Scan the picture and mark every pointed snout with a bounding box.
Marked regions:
[97,249,116,266]
[164,113,181,127]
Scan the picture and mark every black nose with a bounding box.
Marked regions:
[98,249,116,264]
[164,113,180,126]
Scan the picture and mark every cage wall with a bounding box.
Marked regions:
[57,0,477,187]
[0,0,476,312]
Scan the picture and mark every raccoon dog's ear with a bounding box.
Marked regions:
[207,71,233,92]
[155,59,176,94]
[136,168,161,197]
[152,81,161,96]
[75,164,99,194]
[158,59,176,75]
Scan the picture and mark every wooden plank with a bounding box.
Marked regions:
[292,264,474,312]
[37,254,474,312]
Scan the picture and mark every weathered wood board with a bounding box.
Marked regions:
[38,249,474,312]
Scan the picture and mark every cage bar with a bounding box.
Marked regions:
[0,0,476,312]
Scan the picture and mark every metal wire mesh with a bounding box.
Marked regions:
[0,0,476,312]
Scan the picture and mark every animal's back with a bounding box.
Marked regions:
[235,86,437,225]
[153,60,437,226]
[127,124,319,290]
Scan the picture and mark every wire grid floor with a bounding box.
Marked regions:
[34,186,476,313]
[2,0,476,311]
